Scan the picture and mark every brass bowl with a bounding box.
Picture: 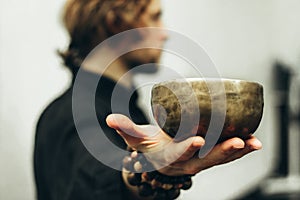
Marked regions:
[151,78,264,142]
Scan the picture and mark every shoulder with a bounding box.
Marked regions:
[36,87,73,130]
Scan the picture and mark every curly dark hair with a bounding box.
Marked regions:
[58,0,150,74]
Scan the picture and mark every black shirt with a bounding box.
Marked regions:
[34,69,148,200]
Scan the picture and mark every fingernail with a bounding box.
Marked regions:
[231,138,245,149]
[249,140,263,150]
[232,144,244,150]
[194,137,205,146]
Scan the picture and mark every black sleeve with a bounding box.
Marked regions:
[63,150,127,200]
[61,121,129,200]
[34,86,137,200]
[34,110,130,200]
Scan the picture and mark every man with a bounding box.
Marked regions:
[34,0,262,199]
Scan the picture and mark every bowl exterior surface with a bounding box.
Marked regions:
[151,79,264,142]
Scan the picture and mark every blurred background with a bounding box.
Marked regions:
[0,0,299,199]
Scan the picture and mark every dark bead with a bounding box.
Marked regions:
[185,175,192,181]
[142,172,152,181]
[160,176,168,184]
[138,182,154,197]
[137,153,145,161]
[123,156,133,171]
[134,173,142,179]
[146,172,155,182]
[126,146,132,151]
[127,173,141,186]
[166,188,181,199]
[156,175,163,182]
[131,151,138,159]
[154,188,168,200]
[169,177,176,184]
[182,180,192,190]
[178,176,186,183]
[142,162,149,171]
[151,179,162,188]
[174,184,183,189]
[161,183,173,190]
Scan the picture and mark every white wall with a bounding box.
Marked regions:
[1,0,299,200]
[0,1,69,199]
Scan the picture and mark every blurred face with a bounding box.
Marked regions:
[122,0,168,72]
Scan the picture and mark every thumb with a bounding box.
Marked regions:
[106,114,149,147]
[171,136,205,161]
[106,114,135,133]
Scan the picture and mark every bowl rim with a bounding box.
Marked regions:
[153,78,263,87]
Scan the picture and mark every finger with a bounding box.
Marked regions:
[106,114,147,146]
[201,137,245,160]
[174,136,205,161]
[106,114,139,135]
[221,136,262,164]
[176,137,246,174]
[245,135,262,150]
[152,136,204,176]
[106,114,165,151]
[107,114,159,139]
[106,114,161,137]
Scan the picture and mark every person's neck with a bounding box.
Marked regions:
[81,47,133,89]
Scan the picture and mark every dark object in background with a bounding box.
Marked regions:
[273,62,292,176]
[237,62,300,200]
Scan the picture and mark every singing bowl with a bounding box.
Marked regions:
[151,78,264,142]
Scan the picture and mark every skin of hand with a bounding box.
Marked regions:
[106,114,262,176]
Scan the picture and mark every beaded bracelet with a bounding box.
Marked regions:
[123,150,193,199]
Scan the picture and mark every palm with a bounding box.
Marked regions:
[106,114,262,176]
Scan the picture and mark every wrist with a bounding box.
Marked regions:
[122,169,154,200]
[122,149,193,199]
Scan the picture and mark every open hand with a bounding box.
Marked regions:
[106,114,262,176]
